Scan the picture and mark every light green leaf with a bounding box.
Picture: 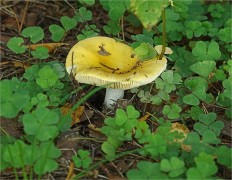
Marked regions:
[190,61,216,77]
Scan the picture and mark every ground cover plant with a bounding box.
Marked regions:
[0,0,231,179]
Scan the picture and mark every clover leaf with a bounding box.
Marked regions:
[49,24,65,42]
[31,46,49,60]
[23,64,40,81]
[184,77,207,103]
[34,142,61,175]
[22,107,59,141]
[127,161,167,179]
[3,140,27,168]
[0,80,30,118]
[74,7,92,22]
[130,1,169,30]
[131,30,154,48]
[187,153,218,179]
[7,37,26,54]
[194,112,224,136]
[31,93,49,107]
[190,61,216,77]
[184,21,205,39]
[134,42,157,61]
[215,146,232,168]
[36,65,59,89]
[162,103,182,119]
[22,26,44,43]
[77,24,99,41]
[218,27,232,43]
[183,94,200,106]
[192,41,221,61]
[103,20,121,35]
[108,0,128,20]
[160,157,185,178]
[72,149,92,169]
[52,63,66,78]
[60,16,77,31]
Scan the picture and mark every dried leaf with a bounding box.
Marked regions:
[138,113,150,121]
[26,43,68,53]
[61,103,85,126]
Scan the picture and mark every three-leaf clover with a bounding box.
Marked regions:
[162,103,182,119]
[60,16,77,31]
[74,7,92,22]
[49,16,77,42]
[22,107,59,141]
[36,65,59,89]
[187,152,218,179]
[0,80,30,118]
[134,42,157,60]
[34,142,61,175]
[190,61,216,77]
[194,112,224,136]
[160,157,185,178]
[31,93,49,107]
[31,46,49,60]
[72,149,92,169]
[127,161,167,179]
[192,41,221,61]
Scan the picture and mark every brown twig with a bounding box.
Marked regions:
[19,0,30,32]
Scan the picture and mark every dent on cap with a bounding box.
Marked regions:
[66,36,167,90]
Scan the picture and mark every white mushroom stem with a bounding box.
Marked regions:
[104,88,124,109]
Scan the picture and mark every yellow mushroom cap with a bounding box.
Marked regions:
[66,36,167,90]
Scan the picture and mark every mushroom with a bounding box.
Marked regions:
[66,36,168,109]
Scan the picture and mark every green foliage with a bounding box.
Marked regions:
[22,107,59,141]
[192,41,221,61]
[74,7,92,22]
[33,142,61,175]
[215,146,232,168]
[31,46,49,60]
[0,80,30,118]
[103,20,121,35]
[2,140,61,176]
[162,103,182,119]
[101,105,139,160]
[130,0,169,30]
[150,70,182,105]
[184,21,205,39]
[160,157,185,178]
[127,161,167,179]
[36,65,59,89]
[22,26,44,43]
[72,149,92,169]
[186,153,218,179]
[77,25,99,41]
[6,37,26,54]
[190,61,216,77]
[61,16,77,31]
[49,16,77,42]
[133,42,157,60]
[194,113,224,137]
[49,25,66,42]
